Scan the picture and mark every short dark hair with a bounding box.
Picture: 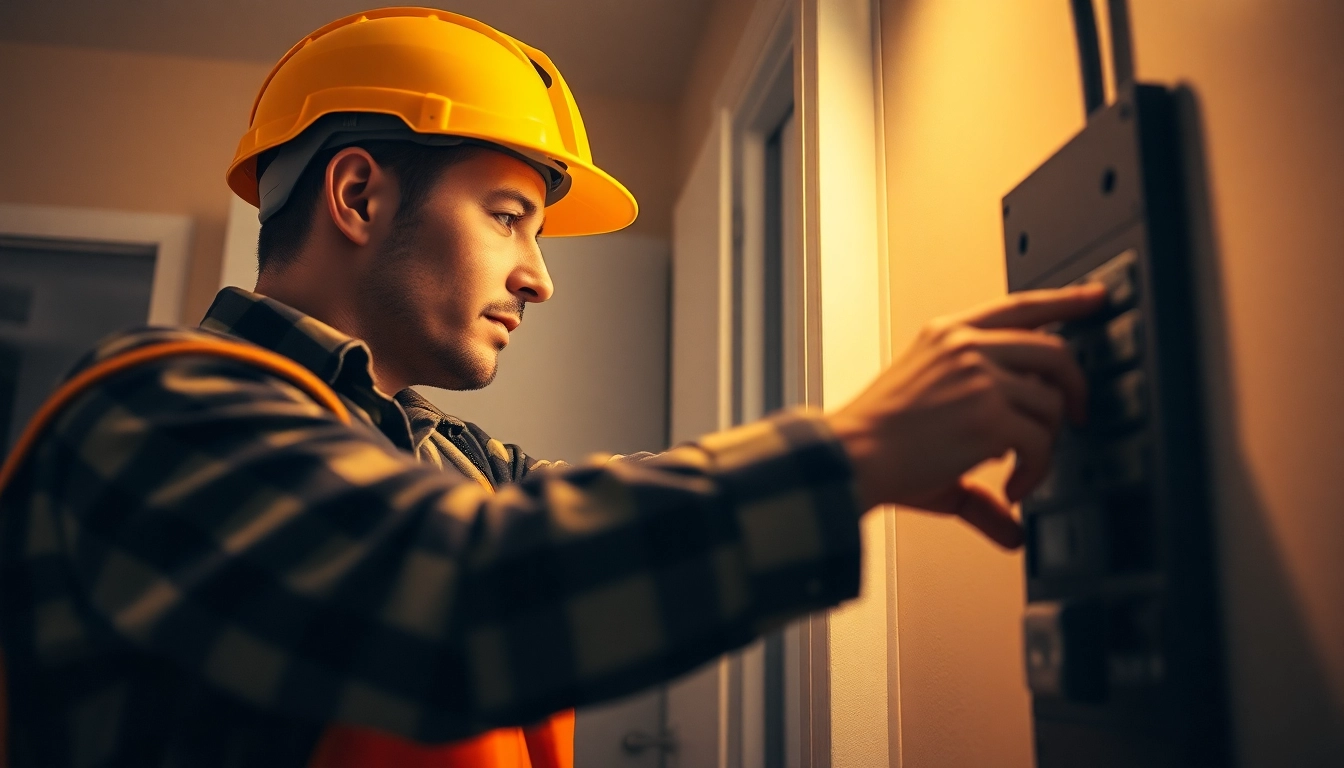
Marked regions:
[255,141,477,274]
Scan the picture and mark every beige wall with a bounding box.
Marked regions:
[0,41,677,324]
[578,95,677,241]
[879,0,1344,765]
[879,4,1077,764]
[0,42,268,323]
[674,0,758,191]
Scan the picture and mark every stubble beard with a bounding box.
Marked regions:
[361,216,500,392]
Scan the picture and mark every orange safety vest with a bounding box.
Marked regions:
[0,339,573,768]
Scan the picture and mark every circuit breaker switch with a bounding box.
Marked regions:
[1104,309,1144,366]
[1023,600,1107,702]
[1090,368,1148,430]
[1100,435,1150,490]
[1111,369,1147,424]
[1082,248,1139,310]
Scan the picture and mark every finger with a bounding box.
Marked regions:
[1000,411,1054,503]
[953,479,1024,549]
[972,331,1086,424]
[991,366,1066,434]
[949,284,1107,331]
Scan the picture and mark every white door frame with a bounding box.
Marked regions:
[797,0,896,765]
[669,0,892,765]
[0,203,194,325]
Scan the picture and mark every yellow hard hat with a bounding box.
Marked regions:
[226,6,638,236]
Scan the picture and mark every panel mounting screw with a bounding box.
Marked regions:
[1102,168,1117,195]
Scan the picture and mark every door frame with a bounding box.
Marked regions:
[668,0,892,765]
[0,203,193,325]
[797,0,896,765]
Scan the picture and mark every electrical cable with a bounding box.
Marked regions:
[1106,0,1135,89]
[1069,0,1107,117]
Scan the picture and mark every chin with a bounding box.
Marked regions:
[433,345,499,391]
[456,364,499,391]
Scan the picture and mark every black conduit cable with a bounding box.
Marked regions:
[1106,0,1136,89]
[1069,0,1107,118]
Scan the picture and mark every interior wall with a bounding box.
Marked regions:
[0,41,678,325]
[1127,4,1344,764]
[579,96,678,242]
[0,41,267,324]
[878,1,1344,766]
[674,0,759,191]
[877,3,1080,765]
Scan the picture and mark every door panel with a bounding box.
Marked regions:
[574,691,664,768]
[666,110,732,768]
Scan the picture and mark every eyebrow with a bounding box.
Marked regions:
[485,187,546,236]
[486,187,542,218]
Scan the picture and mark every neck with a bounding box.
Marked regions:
[254,253,410,394]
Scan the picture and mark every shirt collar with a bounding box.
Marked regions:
[395,387,467,436]
[199,287,407,439]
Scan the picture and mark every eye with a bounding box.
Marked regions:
[494,212,521,231]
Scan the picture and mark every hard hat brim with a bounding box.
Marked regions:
[537,157,639,237]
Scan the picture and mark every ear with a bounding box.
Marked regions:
[322,147,397,247]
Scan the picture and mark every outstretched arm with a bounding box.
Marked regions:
[40,357,859,745]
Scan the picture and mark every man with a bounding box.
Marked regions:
[0,8,1105,768]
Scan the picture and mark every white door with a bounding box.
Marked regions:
[664,95,803,768]
[666,105,733,768]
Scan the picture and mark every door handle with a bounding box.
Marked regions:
[621,728,678,756]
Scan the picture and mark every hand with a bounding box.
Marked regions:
[826,284,1107,548]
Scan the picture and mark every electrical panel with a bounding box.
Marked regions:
[1003,3,1229,765]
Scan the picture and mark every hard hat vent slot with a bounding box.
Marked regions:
[530,60,553,89]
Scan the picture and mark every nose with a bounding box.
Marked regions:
[508,239,554,303]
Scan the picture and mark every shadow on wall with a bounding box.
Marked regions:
[1177,86,1344,766]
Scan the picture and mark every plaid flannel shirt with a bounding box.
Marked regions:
[0,287,862,767]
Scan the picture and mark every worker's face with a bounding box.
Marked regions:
[360,149,553,391]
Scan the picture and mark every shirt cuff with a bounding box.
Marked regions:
[695,408,864,624]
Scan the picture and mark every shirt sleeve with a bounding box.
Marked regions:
[39,354,863,744]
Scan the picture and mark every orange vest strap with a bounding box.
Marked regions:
[0,339,352,493]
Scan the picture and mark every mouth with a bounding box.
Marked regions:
[485,313,521,333]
